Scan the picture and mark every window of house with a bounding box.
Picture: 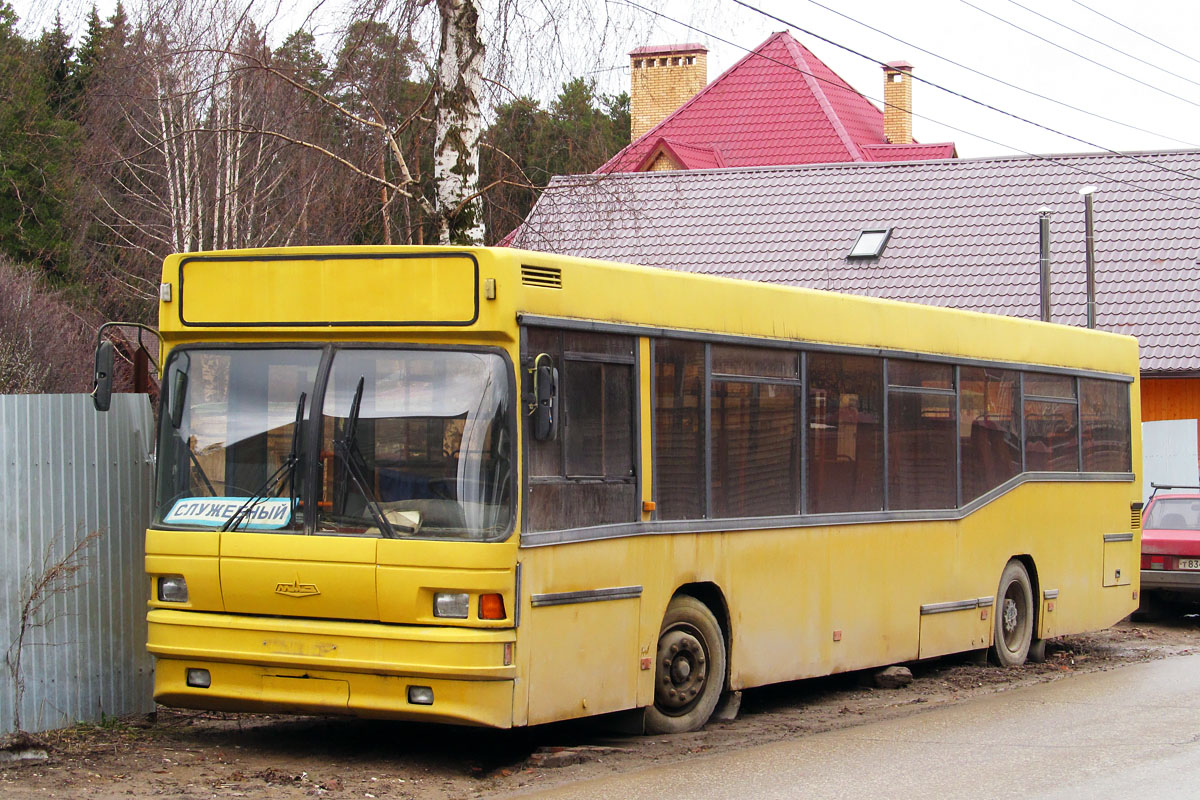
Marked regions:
[848,228,892,259]
[525,329,636,531]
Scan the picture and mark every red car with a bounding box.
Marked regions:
[1139,484,1200,616]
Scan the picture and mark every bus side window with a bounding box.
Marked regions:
[959,367,1021,503]
[887,360,956,510]
[710,344,802,518]
[1024,373,1079,472]
[1079,378,1132,472]
[525,329,637,532]
[654,339,706,520]
[807,353,884,514]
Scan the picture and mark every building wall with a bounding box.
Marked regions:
[648,153,678,171]
[1141,377,1200,474]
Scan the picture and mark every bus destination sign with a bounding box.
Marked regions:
[164,497,293,530]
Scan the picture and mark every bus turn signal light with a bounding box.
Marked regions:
[479,593,506,620]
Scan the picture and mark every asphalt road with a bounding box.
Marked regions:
[503,653,1200,799]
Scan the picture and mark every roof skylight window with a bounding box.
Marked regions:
[848,228,892,259]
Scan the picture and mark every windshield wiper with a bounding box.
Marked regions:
[221,392,306,532]
[184,436,218,496]
[333,376,398,539]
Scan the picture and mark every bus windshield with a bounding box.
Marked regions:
[155,346,514,542]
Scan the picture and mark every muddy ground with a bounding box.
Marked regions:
[3,614,1198,800]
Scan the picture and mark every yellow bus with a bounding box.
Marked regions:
[97,245,1141,732]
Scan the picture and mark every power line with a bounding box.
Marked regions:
[1068,0,1200,71]
[959,0,1200,111]
[1001,0,1200,93]
[613,0,1200,210]
[798,0,1200,149]
[727,0,1200,187]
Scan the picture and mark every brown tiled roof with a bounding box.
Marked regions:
[510,149,1200,374]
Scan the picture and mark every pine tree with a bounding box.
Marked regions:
[0,2,79,277]
[481,78,630,242]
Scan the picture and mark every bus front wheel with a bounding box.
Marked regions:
[645,595,727,734]
[992,560,1034,667]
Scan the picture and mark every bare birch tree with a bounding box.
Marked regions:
[433,0,485,244]
[75,0,649,304]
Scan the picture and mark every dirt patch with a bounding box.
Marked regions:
[3,615,1198,799]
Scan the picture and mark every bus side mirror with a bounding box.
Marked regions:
[532,362,559,441]
[91,341,114,412]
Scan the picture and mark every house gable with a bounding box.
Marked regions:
[601,31,954,173]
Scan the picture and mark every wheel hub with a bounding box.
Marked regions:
[1003,597,1018,634]
[655,628,708,712]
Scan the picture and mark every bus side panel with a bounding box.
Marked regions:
[918,607,993,659]
[718,529,828,690]
[520,543,647,726]
[726,524,952,687]
[948,482,1137,644]
[1007,482,1137,638]
[524,599,641,724]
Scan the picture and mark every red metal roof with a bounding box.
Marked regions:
[600,31,954,173]
[863,143,958,162]
[636,138,726,171]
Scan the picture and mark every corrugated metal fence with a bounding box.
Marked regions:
[0,394,156,735]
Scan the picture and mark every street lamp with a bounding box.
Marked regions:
[1078,186,1098,329]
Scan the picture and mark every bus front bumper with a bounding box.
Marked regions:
[147,609,516,727]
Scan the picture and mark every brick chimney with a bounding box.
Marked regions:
[630,43,708,141]
[882,61,913,145]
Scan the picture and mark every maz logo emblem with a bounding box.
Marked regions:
[275,578,321,598]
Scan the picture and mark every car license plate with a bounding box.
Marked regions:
[1179,558,1200,570]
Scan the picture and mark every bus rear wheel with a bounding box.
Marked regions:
[992,560,1034,667]
[645,595,726,734]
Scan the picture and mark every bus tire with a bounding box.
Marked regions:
[991,560,1034,667]
[644,595,727,734]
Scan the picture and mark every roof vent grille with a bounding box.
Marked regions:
[522,264,562,289]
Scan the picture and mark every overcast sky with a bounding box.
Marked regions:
[15,0,1200,159]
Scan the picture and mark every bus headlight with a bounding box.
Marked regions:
[157,575,189,603]
[433,592,469,618]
